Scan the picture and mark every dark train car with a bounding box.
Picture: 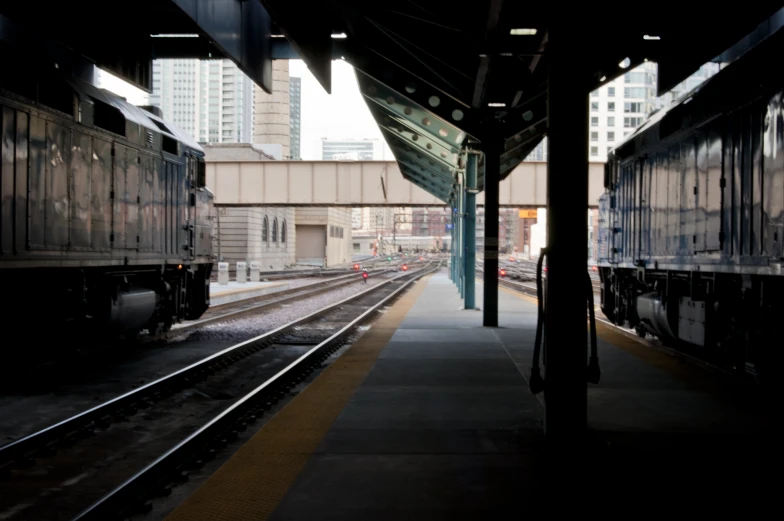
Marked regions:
[0,58,213,339]
[597,29,784,382]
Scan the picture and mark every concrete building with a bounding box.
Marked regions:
[295,208,353,267]
[524,62,719,163]
[290,76,301,160]
[214,207,297,271]
[149,59,254,144]
[410,207,452,237]
[254,61,291,158]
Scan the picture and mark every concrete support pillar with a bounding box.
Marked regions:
[544,26,589,444]
[464,153,478,310]
[457,173,465,298]
[482,139,502,327]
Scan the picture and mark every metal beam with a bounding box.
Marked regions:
[543,23,589,448]
[173,0,273,92]
[482,138,502,327]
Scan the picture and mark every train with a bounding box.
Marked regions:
[0,55,214,341]
[597,28,784,383]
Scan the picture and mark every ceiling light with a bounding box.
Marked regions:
[331,33,347,39]
[643,35,661,40]
[150,34,199,38]
[599,76,607,82]
[618,57,631,69]
[488,102,506,107]
[510,28,537,36]
[498,52,513,57]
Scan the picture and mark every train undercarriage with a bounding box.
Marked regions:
[599,266,783,385]
[9,264,211,343]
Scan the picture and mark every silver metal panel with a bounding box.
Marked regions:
[705,131,723,251]
[126,148,139,249]
[14,110,28,254]
[153,157,162,253]
[70,130,91,249]
[752,110,763,256]
[28,115,46,248]
[1,106,14,253]
[91,137,112,250]
[139,153,155,251]
[45,120,70,248]
[113,143,127,249]
[677,297,706,347]
[695,135,708,251]
[763,93,784,258]
[669,145,680,255]
[681,140,696,255]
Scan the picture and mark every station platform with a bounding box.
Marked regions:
[209,281,291,307]
[166,269,776,519]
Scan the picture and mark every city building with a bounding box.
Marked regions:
[149,59,254,144]
[322,138,376,160]
[255,61,291,158]
[290,76,302,160]
[524,61,720,163]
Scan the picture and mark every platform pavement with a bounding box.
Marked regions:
[208,281,291,306]
[164,269,776,520]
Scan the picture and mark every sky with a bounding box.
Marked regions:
[96,59,393,160]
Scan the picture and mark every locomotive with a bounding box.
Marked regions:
[597,28,784,382]
[0,56,213,341]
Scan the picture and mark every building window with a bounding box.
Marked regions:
[607,146,613,155]
[624,116,643,128]
[281,220,287,243]
[608,102,615,111]
[624,102,644,113]
[590,146,598,157]
[608,87,615,97]
[262,216,268,242]
[607,131,615,141]
[591,117,598,127]
[590,131,598,141]
[591,102,599,111]
[339,227,344,238]
[591,90,599,97]
[607,116,615,127]
[272,218,278,242]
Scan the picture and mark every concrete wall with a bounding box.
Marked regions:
[214,206,296,270]
[295,207,353,266]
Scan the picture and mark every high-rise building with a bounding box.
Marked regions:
[149,59,254,144]
[524,61,719,163]
[290,76,301,160]
[254,61,291,158]
[322,139,376,160]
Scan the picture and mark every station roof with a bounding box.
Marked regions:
[1,2,779,205]
[260,1,780,205]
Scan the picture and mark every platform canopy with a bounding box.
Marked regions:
[258,1,780,202]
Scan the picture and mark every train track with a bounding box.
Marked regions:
[0,262,440,521]
[160,267,396,339]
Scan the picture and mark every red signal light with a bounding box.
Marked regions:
[402,264,408,271]
[500,269,506,277]
[354,264,360,271]
[362,272,368,279]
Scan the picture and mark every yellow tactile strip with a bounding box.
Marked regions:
[164,274,433,521]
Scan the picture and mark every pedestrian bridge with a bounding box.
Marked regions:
[206,160,605,207]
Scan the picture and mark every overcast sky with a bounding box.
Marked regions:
[98,59,391,160]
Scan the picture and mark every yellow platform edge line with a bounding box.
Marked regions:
[164,274,433,521]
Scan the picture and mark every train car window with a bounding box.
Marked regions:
[197,159,206,188]
[161,134,178,155]
[91,97,125,135]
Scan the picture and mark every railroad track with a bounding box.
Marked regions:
[0,262,440,521]
[161,267,396,339]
